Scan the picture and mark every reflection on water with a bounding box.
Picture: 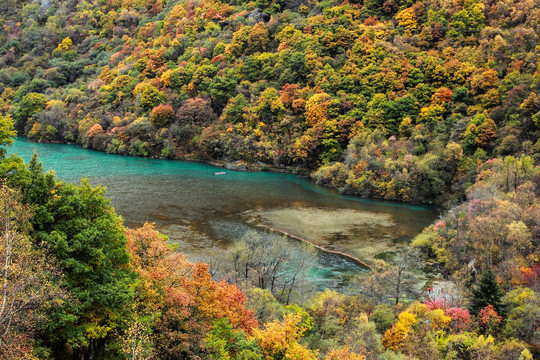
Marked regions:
[8,138,438,291]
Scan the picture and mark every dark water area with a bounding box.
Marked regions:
[8,138,438,291]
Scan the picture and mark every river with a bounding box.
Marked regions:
[8,138,438,291]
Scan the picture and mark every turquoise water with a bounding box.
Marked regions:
[8,138,437,291]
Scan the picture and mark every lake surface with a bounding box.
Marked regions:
[8,138,438,291]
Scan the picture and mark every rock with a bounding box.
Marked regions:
[282,0,308,10]
[34,0,52,11]
[246,8,270,23]
[225,162,248,171]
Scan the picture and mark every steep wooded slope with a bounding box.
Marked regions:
[1,0,539,202]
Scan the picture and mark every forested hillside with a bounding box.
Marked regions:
[1,0,540,359]
[1,0,539,203]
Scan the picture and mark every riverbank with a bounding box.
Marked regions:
[10,137,440,289]
[205,158,311,175]
[23,137,443,207]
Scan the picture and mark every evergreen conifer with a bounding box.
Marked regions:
[468,269,505,317]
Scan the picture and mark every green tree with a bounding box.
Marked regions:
[210,68,239,111]
[205,318,262,360]
[369,305,396,335]
[30,178,135,359]
[469,269,505,317]
[256,88,285,124]
[14,92,48,131]
[502,288,540,346]
[139,85,164,111]
[289,52,307,82]
[221,94,250,124]
[449,2,485,38]
[242,57,260,82]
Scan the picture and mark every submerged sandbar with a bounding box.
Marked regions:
[247,207,412,265]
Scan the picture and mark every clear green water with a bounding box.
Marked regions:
[8,138,437,291]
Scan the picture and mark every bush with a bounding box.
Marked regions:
[150,104,175,128]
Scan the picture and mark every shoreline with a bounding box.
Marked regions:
[15,137,439,208]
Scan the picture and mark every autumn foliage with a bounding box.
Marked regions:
[126,223,258,357]
[150,104,175,128]
[1,0,540,358]
[253,312,317,360]
[0,0,537,209]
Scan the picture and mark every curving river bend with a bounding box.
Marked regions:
[8,138,438,291]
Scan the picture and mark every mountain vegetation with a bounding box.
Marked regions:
[0,0,539,358]
[0,0,538,203]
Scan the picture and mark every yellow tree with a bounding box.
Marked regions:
[305,93,331,126]
[325,347,366,360]
[248,22,269,53]
[253,312,318,360]
[396,7,418,30]
[381,309,416,350]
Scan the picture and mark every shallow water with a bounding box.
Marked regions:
[8,138,438,291]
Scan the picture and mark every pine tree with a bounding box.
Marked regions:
[468,269,505,317]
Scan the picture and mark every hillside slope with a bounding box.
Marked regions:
[0,0,539,202]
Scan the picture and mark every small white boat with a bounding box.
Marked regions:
[215,171,226,175]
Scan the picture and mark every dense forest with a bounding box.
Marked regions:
[0,0,539,358]
[0,0,538,203]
